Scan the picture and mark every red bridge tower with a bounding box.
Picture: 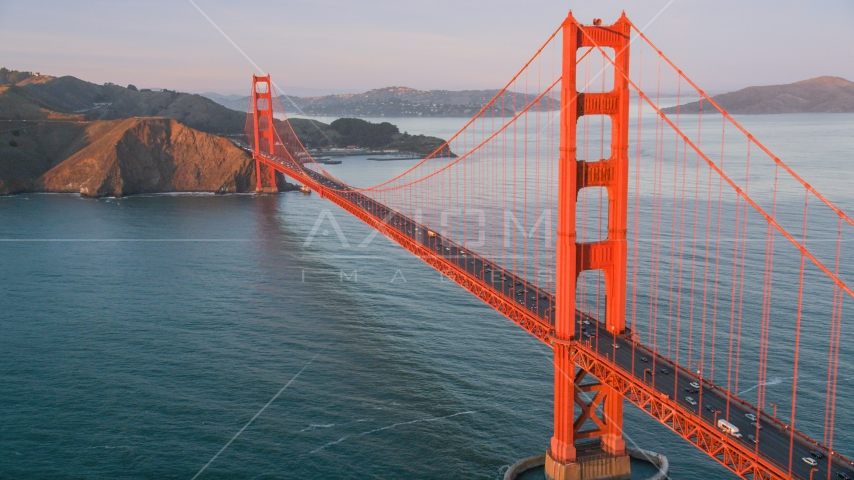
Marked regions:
[251,74,279,193]
[549,12,632,480]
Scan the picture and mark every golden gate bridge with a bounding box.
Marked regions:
[238,12,853,480]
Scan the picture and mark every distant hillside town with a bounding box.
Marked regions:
[203,86,558,118]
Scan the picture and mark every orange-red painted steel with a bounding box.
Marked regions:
[254,148,820,480]
[254,155,555,344]
[251,75,277,191]
[246,21,849,470]
[552,12,631,464]
[566,341,788,480]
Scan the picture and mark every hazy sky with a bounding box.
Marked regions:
[1,0,852,96]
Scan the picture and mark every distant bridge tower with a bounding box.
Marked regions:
[549,11,632,480]
[251,74,279,193]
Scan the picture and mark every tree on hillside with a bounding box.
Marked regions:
[0,67,34,86]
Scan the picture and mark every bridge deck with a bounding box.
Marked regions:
[245,144,854,480]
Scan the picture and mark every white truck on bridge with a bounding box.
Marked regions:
[717,419,742,438]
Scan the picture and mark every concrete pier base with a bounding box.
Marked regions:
[505,445,668,480]
[545,450,630,480]
[255,187,279,194]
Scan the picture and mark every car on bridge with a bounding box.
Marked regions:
[810,450,824,459]
[685,396,697,406]
[748,434,757,443]
[745,413,757,421]
[689,381,700,389]
[659,368,670,374]
[803,457,818,466]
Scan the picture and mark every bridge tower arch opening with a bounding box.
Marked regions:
[549,11,631,480]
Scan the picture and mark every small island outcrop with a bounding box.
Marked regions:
[286,117,454,155]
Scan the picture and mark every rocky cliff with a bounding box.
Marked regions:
[0,118,258,197]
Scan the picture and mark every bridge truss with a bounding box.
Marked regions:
[241,12,853,480]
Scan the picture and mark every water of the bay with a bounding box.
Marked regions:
[1,112,852,479]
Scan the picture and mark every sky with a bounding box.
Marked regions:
[0,0,852,96]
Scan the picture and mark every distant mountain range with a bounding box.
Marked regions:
[663,76,854,114]
[202,86,557,117]
[206,77,854,118]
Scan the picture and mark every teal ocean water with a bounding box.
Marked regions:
[1,113,853,478]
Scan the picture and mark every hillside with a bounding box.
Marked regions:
[0,118,256,196]
[0,67,46,86]
[205,86,556,117]
[0,68,456,197]
[663,76,854,114]
[0,68,246,133]
[0,84,84,120]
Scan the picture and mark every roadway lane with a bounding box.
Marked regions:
[249,147,854,480]
[586,324,854,480]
